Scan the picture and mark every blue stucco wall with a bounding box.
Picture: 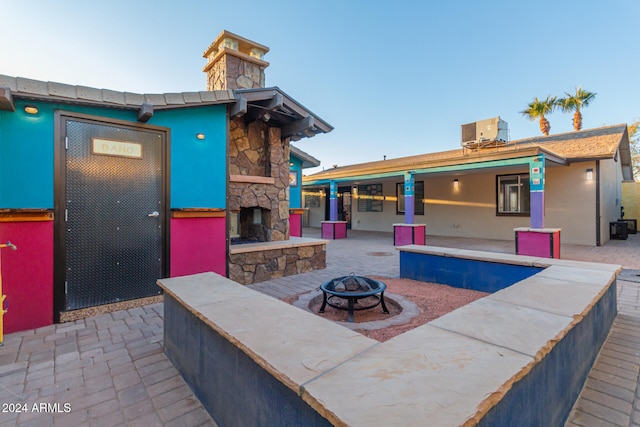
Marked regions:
[289,156,303,209]
[477,281,617,427]
[149,106,227,208]
[399,251,543,292]
[164,294,332,426]
[0,100,227,209]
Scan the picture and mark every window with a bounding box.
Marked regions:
[396,181,425,215]
[304,192,320,208]
[357,184,383,212]
[497,174,530,215]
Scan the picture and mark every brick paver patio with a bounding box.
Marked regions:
[0,228,639,426]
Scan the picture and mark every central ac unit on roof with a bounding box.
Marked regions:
[461,117,508,149]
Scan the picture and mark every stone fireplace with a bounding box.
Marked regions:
[238,207,271,243]
[202,30,332,284]
[227,119,290,243]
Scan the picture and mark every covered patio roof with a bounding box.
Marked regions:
[304,124,632,185]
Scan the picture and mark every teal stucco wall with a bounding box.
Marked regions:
[289,156,303,209]
[0,100,227,209]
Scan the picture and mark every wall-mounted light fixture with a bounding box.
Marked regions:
[453,179,460,189]
[586,168,593,180]
[24,105,39,115]
[196,133,206,140]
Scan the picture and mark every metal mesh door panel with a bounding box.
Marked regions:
[65,120,164,310]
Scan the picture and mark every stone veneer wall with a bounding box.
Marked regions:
[228,118,291,241]
[206,53,266,91]
[229,244,326,285]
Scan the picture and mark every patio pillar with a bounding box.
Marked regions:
[394,171,425,246]
[322,180,347,239]
[329,180,338,221]
[529,155,544,228]
[404,171,415,225]
[515,153,561,259]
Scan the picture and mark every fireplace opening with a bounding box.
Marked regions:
[232,207,271,244]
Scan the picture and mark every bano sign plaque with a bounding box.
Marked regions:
[92,138,142,159]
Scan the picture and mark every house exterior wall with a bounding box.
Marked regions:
[423,173,527,241]
[600,158,624,244]
[0,100,228,332]
[306,191,326,227]
[622,181,640,221]
[289,156,303,209]
[545,162,597,245]
[304,161,611,245]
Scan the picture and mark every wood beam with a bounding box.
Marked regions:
[281,116,314,138]
[230,97,247,118]
[266,92,283,110]
[137,103,153,122]
[0,87,15,112]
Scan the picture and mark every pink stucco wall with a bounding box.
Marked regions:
[516,230,561,259]
[0,221,54,333]
[170,217,227,277]
[290,213,302,237]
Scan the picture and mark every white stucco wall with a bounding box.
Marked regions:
[545,162,597,245]
[303,159,621,246]
[599,158,624,244]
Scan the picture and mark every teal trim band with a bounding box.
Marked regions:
[305,156,543,186]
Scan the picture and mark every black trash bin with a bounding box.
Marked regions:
[610,221,629,240]
[618,219,637,234]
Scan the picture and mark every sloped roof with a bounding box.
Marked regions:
[0,74,235,110]
[304,124,632,184]
[290,144,321,169]
[0,75,333,141]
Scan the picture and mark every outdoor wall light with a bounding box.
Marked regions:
[586,168,593,180]
[453,179,460,189]
[24,105,39,115]
[196,133,206,140]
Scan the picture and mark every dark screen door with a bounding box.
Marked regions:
[63,119,165,310]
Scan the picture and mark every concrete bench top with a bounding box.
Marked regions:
[159,246,621,426]
[229,236,329,254]
[158,272,377,395]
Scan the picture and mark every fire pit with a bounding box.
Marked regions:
[319,274,389,323]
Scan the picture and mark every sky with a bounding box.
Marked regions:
[3,1,639,175]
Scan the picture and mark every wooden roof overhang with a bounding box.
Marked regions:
[303,147,566,186]
[290,145,321,169]
[233,87,333,141]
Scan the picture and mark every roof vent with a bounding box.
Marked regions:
[461,117,508,150]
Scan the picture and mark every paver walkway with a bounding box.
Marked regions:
[1,228,639,426]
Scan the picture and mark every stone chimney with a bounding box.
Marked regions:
[203,30,269,91]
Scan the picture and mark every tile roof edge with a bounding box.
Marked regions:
[0,74,236,107]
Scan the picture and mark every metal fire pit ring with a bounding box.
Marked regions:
[319,273,390,323]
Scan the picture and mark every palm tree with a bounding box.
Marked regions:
[557,86,596,131]
[521,96,557,136]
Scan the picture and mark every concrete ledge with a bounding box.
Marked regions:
[160,246,621,426]
[229,236,328,254]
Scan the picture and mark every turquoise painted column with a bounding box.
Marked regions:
[529,155,545,228]
[404,171,415,224]
[329,180,338,221]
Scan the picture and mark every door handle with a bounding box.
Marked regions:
[147,211,160,217]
